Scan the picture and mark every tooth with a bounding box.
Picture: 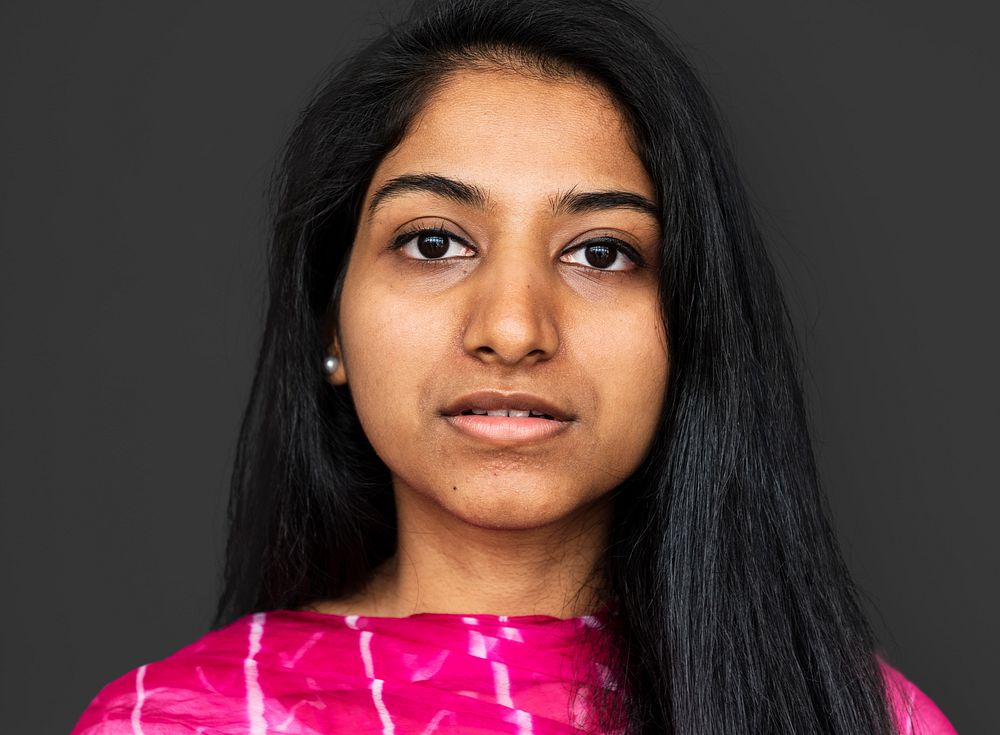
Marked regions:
[470,409,488,415]
[509,409,530,417]
[486,410,508,416]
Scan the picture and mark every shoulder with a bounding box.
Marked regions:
[70,615,252,734]
[880,660,958,735]
[70,611,347,735]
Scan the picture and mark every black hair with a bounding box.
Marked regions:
[214,1,896,732]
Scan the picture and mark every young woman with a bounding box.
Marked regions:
[71,0,957,732]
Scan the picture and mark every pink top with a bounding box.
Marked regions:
[71,609,957,734]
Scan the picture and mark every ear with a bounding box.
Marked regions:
[321,304,348,386]
[325,337,347,386]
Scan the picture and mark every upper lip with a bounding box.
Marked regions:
[441,390,574,421]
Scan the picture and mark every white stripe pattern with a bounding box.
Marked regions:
[498,626,524,642]
[275,699,311,732]
[468,630,489,658]
[493,660,533,734]
[130,664,147,735]
[491,660,513,708]
[195,665,223,695]
[360,629,395,734]
[284,631,323,668]
[244,612,267,735]
[510,708,534,735]
[419,709,449,735]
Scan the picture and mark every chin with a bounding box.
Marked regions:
[429,476,607,531]
[388,454,617,532]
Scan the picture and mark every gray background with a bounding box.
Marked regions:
[1,1,995,732]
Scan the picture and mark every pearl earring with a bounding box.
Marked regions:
[323,355,340,375]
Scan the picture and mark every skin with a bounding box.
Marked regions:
[310,67,669,618]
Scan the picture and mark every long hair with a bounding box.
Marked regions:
[214,1,895,732]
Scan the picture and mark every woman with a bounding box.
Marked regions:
[71,0,957,732]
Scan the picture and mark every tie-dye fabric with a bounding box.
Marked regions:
[71,609,616,734]
[70,609,956,734]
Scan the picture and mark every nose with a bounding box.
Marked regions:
[461,245,560,367]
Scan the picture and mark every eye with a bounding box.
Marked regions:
[560,237,639,271]
[392,227,475,260]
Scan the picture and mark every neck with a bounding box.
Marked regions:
[318,484,612,619]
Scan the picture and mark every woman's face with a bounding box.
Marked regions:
[332,67,668,530]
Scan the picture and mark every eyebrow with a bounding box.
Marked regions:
[366,173,660,222]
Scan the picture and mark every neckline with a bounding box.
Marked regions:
[270,606,613,627]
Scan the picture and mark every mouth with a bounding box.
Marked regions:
[441,390,573,422]
[441,391,574,445]
[456,408,557,420]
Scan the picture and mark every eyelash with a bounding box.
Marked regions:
[389,225,645,271]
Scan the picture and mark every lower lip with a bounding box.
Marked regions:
[444,414,572,444]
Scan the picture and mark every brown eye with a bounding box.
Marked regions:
[583,243,615,268]
[416,232,449,258]
[560,237,638,271]
[394,228,475,260]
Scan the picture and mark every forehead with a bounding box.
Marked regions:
[366,67,654,207]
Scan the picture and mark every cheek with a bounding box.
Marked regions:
[337,275,452,458]
[579,301,669,462]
